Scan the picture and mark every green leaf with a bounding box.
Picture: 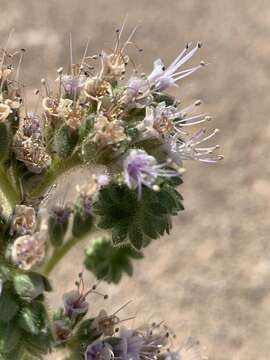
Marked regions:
[22,331,52,357]
[84,237,143,284]
[18,302,46,335]
[13,273,48,301]
[94,180,184,248]
[128,221,143,250]
[78,114,95,140]
[0,321,21,353]
[0,291,19,322]
[0,343,24,360]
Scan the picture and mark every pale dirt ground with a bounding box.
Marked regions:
[1,0,270,359]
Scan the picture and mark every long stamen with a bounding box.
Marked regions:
[112,300,133,316]
[122,26,138,52]
[166,43,201,76]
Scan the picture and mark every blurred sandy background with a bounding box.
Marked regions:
[1,0,270,359]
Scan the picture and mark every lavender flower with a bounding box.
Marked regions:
[165,128,222,165]
[63,290,89,319]
[50,205,71,225]
[85,340,114,360]
[124,43,204,105]
[139,100,210,140]
[165,337,202,360]
[123,149,178,198]
[147,43,204,92]
[96,174,111,187]
[53,319,72,344]
[115,325,168,360]
[115,327,143,360]
[60,74,86,97]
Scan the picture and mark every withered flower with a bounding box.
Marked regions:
[13,132,51,173]
[101,51,128,79]
[42,96,62,118]
[94,115,126,146]
[11,205,37,235]
[85,78,112,101]
[64,102,86,130]
[11,231,46,270]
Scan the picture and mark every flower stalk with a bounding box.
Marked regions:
[28,152,82,200]
[0,164,20,213]
[41,236,82,276]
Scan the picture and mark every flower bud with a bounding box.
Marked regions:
[72,187,94,238]
[72,204,93,238]
[48,206,71,247]
[53,124,78,158]
[0,122,9,161]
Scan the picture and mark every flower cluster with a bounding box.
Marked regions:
[0,25,220,360]
[52,275,205,360]
[0,27,220,195]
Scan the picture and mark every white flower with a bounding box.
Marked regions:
[59,74,86,97]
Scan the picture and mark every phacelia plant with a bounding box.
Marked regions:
[0,24,221,359]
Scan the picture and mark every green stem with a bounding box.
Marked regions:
[0,165,20,211]
[28,152,82,200]
[42,236,80,276]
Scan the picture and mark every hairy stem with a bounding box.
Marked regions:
[0,165,20,212]
[41,236,80,276]
[41,227,100,276]
[28,152,82,200]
